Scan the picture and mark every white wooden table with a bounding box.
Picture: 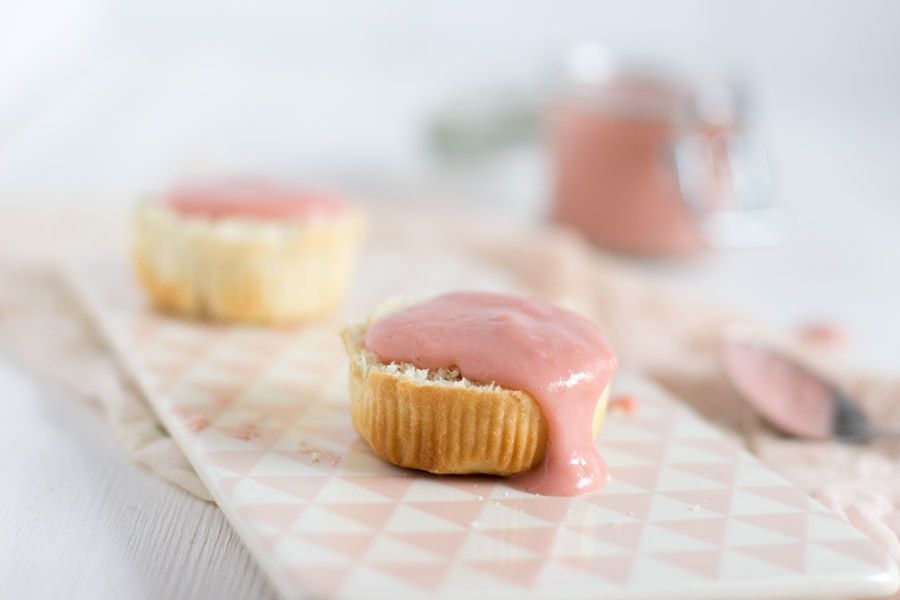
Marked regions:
[0,352,278,600]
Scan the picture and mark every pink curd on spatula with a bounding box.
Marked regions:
[364,292,618,496]
[165,179,346,220]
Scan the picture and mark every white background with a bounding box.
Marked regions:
[0,0,897,202]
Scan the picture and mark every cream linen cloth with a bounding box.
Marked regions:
[1,206,898,574]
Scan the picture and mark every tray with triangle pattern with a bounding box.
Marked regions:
[67,249,898,600]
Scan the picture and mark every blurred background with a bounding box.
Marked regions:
[0,0,898,362]
[1,0,897,201]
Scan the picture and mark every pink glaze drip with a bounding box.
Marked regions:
[364,292,618,496]
[165,179,345,220]
[721,340,835,440]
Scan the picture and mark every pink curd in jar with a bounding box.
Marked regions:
[551,76,737,255]
[164,179,346,220]
[364,291,618,496]
[551,105,703,254]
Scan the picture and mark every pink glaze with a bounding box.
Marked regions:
[364,292,618,496]
[165,179,345,220]
[721,340,835,440]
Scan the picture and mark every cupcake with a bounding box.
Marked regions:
[133,179,364,324]
[340,292,618,496]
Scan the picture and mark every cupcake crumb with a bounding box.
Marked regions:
[298,440,342,466]
[233,421,260,441]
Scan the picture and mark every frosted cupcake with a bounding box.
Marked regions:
[341,292,618,496]
[133,179,364,324]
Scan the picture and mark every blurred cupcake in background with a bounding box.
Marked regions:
[133,178,365,324]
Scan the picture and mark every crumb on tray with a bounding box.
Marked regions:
[609,394,641,415]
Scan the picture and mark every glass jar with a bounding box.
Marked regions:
[550,44,783,255]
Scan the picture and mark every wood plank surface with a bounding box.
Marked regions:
[0,352,279,600]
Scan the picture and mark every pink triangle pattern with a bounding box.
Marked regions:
[156,337,214,355]
[482,526,560,555]
[630,417,675,437]
[171,397,233,423]
[387,531,469,559]
[235,332,295,352]
[497,497,573,525]
[647,549,722,578]
[654,517,729,546]
[230,338,287,355]
[243,402,311,426]
[742,486,811,511]
[669,462,737,486]
[144,359,190,378]
[736,513,808,540]
[813,540,889,568]
[238,503,307,530]
[370,563,450,592]
[406,500,486,528]
[200,450,267,475]
[284,564,352,598]
[250,476,328,501]
[662,489,734,516]
[261,380,324,400]
[683,438,743,457]
[218,476,244,499]
[299,531,376,561]
[423,473,496,497]
[215,424,286,449]
[257,532,282,552]
[129,322,159,344]
[608,465,660,490]
[271,449,341,475]
[74,261,900,600]
[586,493,654,520]
[602,440,669,462]
[569,522,644,551]
[298,424,359,447]
[322,502,398,530]
[465,559,546,588]
[206,357,267,377]
[731,543,807,572]
[181,380,243,402]
[561,554,632,585]
[340,475,415,502]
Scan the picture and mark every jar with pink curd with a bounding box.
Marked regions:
[550,44,782,255]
